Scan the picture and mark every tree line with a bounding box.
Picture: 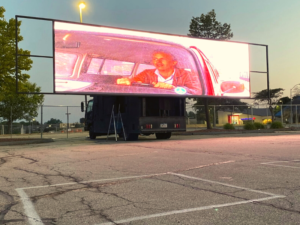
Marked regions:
[0,6,44,131]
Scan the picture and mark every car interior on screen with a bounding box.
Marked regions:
[54,28,248,97]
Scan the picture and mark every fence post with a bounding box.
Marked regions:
[251,106,253,124]
[41,105,43,139]
[10,106,12,138]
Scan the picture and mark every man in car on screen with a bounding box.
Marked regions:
[116,50,202,95]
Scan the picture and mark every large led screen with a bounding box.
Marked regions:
[54,22,250,97]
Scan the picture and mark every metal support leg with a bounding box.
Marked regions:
[281,105,283,125]
[107,105,114,139]
[213,105,216,127]
[107,105,118,141]
[296,105,298,127]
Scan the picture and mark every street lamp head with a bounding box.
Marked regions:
[79,2,86,9]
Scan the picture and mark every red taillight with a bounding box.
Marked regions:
[145,124,152,129]
[174,124,180,128]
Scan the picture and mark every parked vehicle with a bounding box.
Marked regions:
[82,95,186,140]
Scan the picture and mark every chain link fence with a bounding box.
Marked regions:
[1,103,299,138]
[0,105,86,138]
[185,104,300,128]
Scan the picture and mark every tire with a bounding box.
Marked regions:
[89,129,96,139]
[155,132,171,140]
[126,133,139,141]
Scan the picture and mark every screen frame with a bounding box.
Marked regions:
[15,15,269,99]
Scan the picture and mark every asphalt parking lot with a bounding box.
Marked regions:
[1,132,300,225]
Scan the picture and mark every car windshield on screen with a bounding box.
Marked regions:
[136,64,156,74]
[55,52,78,77]
[86,58,104,74]
[100,60,134,76]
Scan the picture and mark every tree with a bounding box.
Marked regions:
[0,7,32,90]
[0,7,44,130]
[279,96,291,105]
[253,88,285,122]
[0,81,44,128]
[45,118,63,125]
[188,9,233,40]
[188,9,233,128]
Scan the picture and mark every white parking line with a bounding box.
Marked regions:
[95,172,285,225]
[261,160,300,169]
[95,196,283,225]
[183,160,235,171]
[15,189,43,225]
[19,173,168,190]
[15,170,285,225]
[170,173,284,197]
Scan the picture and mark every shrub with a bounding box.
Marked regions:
[244,122,256,130]
[223,123,235,130]
[270,121,284,129]
[254,122,265,129]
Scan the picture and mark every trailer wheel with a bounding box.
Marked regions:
[126,133,139,141]
[89,129,96,139]
[155,132,171,139]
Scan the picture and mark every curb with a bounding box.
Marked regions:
[0,139,54,146]
[174,129,300,136]
[173,130,277,136]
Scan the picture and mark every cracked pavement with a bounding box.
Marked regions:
[0,132,300,224]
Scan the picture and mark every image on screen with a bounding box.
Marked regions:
[54,22,250,97]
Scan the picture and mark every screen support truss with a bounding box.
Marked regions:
[249,44,270,104]
[15,15,270,103]
[15,15,56,95]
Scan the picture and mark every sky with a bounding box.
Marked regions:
[1,0,300,122]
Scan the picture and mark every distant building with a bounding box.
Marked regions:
[218,108,272,125]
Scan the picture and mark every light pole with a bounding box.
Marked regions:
[31,118,35,134]
[66,112,71,138]
[247,106,250,121]
[78,2,88,111]
[278,100,283,124]
[79,2,86,23]
[290,84,300,125]
[66,106,71,138]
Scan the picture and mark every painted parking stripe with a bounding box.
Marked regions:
[15,169,286,225]
[261,160,300,169]
[15,189,43,225]
[95,196,284,225]
[16,173,168,225]
[170,173,285,197]
[20,173,168,190]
